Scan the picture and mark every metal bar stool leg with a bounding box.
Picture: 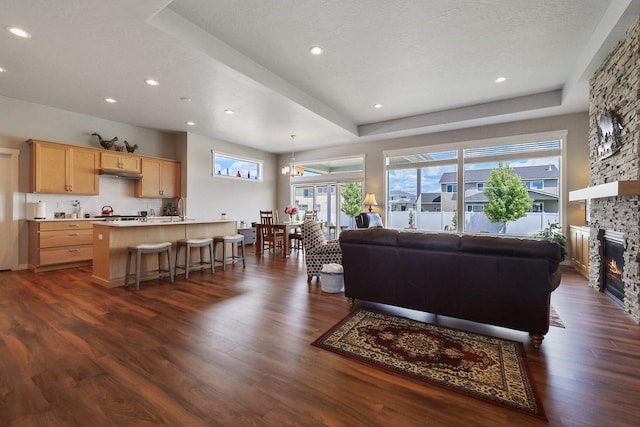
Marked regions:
[167,246,174,283]
[135,249,142,291]
[125,250,132,288]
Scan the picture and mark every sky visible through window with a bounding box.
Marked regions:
[215,154,260,179]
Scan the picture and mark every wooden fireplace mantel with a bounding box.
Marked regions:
[569,180,640,201]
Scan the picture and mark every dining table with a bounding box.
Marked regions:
[256,221,302,258]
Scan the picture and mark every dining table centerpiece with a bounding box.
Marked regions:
[284,205,298,223]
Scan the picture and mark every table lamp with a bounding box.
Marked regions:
[363,193,378,212]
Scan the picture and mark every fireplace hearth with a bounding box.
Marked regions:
[602,230,625,305]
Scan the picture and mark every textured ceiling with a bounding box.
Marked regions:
[0,0,638,153]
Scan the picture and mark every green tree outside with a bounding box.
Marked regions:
[341,182,362,228]
[484,163,533,233]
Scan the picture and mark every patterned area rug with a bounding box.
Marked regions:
[312,309,546,420]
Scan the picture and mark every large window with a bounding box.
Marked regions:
[385,133,564,235]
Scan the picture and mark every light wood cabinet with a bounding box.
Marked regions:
[29,140,99,194]
[28,220,94,272]
[569,225,590,278]
[136,158,181,198]
[28,139,181,197]
[100,151,141,173]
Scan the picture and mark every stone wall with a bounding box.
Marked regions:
[588,17,640,323]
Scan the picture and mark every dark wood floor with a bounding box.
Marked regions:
[1,246,639,426]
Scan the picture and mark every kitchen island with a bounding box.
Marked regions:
[92,219,236,287]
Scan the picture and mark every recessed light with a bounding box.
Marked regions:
[180,97,192,102]
[104,98,117,103]
[309,46,324,55]
[495,77,506,83]
[224,109,235,114]
[0,67,6,73]
[186,121,195,126]
[374,103,383,109]
[7,27,31,38]
[145,79,159,86]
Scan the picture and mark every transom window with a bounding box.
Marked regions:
[213,152,262,181]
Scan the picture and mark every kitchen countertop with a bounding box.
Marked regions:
[28,217,106,222]
[93,218,235,227]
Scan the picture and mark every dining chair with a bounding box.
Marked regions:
[260,223,285,255]
[304,210,318,221]
[260,210,274,224]
[289,210,316,252]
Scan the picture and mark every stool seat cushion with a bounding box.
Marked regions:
[129,242,172,251]
[178,237,213,245]
[214,234,244,242]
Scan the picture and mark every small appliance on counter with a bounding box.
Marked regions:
[34,201,46,219]
[163,202,178,216]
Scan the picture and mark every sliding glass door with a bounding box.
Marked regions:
[292,182,360,239]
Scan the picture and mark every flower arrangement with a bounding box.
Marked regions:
[284,205,298,216]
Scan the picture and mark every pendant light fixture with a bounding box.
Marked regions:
[281,134,304,176]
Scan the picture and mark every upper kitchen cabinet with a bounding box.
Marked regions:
[136,158,181,198]
[100,151,141,174]
[29,140,99,195]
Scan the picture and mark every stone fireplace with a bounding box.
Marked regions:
[584,17,640,324]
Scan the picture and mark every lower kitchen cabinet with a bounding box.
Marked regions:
[28,220,94,272]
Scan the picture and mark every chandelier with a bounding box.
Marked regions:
[281,134,304,176]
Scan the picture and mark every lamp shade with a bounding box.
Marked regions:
[363,193,378,212]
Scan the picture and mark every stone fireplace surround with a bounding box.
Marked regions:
[583,17,640,324]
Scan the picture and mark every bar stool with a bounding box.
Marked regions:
[213,234,246,271]
[175,237,214,279]
[125,242,174,291]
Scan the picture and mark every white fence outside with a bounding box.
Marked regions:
[387,211,560,235]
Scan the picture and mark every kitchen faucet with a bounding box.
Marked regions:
[177,197,186,221]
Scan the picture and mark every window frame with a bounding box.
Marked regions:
[211,150,263,182]
[384,130,567,235]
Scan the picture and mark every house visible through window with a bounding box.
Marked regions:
[385,134,563,235]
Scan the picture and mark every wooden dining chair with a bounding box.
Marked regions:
[260,223,285,254]
[260,210,274,225]
[259,210,284,254]
[304,210,318,221]
[289,209,315,252]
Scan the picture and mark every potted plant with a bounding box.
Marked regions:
[532,222,567,261]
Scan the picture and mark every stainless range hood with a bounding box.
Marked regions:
[99,168,143,179]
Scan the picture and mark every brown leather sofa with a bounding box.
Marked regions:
[339,228,562,348]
